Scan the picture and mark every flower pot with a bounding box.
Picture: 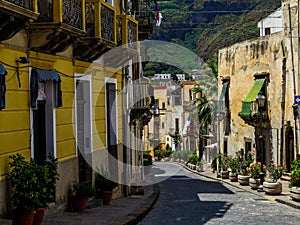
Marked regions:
[229,172,238,182]
[14,210,36,225]
[71,195,88,212]
[263,181,282,195]
[101,191,113,205]
[221,171,229,179]
[238,175,250,185]
[33,208,46,225]
[290,187,300,202]
[249,178,260,190]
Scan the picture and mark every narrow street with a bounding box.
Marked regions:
[138,162,300,225]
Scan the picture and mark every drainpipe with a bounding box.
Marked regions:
[288,4,299,154]
[298,0,300,155]
[280,41,287,165]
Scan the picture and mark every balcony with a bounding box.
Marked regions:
[28,0,86,53]
[0,0,39,41]
[129,80,154,122]
[74,0,117,61]
[239,101,269,127]
[130,0,153,40]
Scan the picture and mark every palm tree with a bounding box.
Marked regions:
[191,54,218,160]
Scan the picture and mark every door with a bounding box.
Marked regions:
[285,127,294,172]
[76,79,92,183]
[106,82,118,178]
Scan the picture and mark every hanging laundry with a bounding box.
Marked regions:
[154,0,163,27]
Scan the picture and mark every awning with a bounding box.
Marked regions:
[0,64,7,110]
[30,68,62,108]
[217,81,229,113]
[239,78,265,119]
[205,143,217,149]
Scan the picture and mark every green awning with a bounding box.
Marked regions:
[217,81,229,113]
[239,78,265,118]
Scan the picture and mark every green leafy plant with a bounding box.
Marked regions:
[238,151,254,175]
[188,153,199,165]
[7,154,39,214]
[268,160,285,182]
[227,156,240,173]
[246,162,266,179]
[143,153,153,166]
[289,159,300,188]
[95,169,119,192]
[73,182,96,197]
[216,153,230,171]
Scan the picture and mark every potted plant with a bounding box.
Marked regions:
[143,152,153,174]
[217,153,230,179]
[32,154,59,225]
[71,181,96,212]
[264,160,285,195]
[7,154,39,225]
[237,151,253,185]
[227,155,240,182]
[247,162,266,190]
[95,171,119,205]
[289,159,300,201]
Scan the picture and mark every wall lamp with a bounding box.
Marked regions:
[16,57,30,88]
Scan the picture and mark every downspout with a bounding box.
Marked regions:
[288,5,299,154]
[298,0,300,156]
[280,41,287,165]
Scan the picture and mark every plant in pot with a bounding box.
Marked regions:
[72,181,96,212]
[143,153,153,174]
[95,171,119,205]
[227,155,240,182]
[237,151,253,185]
[217,153,230,179]
[264,160,285,195]
[247,162,266,190]
[289,159,300,201]
[32,154,59,225]
[7,154,39,225]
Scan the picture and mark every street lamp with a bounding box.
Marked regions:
[256,91,266,192]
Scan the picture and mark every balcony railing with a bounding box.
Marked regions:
[85,0,116,42]
[37,0,83,30]
[128,82,152,109]
[117,15,138,49]
[7,0,34,9]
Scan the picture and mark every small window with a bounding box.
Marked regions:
[162,102,165,109]
[162,122,165,129]
[265,28,270,35]
[174,97,181,105]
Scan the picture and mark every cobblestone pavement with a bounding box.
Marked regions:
[138,162,300,225]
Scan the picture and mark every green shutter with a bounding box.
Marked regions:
[239,78,265,118]
[217,81,229,113]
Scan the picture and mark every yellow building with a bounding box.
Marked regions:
[0,0,153,216]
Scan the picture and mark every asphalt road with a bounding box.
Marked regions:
[138,162,300,225]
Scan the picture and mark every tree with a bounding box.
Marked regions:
[191,55,218,160]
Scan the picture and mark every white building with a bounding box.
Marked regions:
[257,8,282,36]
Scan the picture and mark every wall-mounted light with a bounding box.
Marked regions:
[16,57,30,88]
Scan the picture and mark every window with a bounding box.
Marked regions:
[245,141,252,153]
[162,122,165,129]
[174,97,181,105]
[175,118,179,133]
[162,102,165,109]
[265,27,270,35]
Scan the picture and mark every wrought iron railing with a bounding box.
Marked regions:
[7,0,33,9]
[101,1,115,42]
[63,0,83,29]
[128,19,137,49]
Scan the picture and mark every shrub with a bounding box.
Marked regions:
[227,156,240,173]
[267,160,285,182]
[246,162,266,179]
[289,159,300,187]
[73,182,96,197]
[188,153,199,165]
[143,153,153,166]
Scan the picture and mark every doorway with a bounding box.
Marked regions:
[285,126,294,172]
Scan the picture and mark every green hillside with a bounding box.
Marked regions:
[150,0,281,61]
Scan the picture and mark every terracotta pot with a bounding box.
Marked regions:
[238,175,250,185]
[249,178,260,190]
[290,187,300,202]
[14,210,36,225]
[101,191,113,205]
[263,181,282,195]
[229,172,238,182]
[71,195,88,212]
[33,208,46,225]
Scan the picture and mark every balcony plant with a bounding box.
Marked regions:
[264,160,285,195]
[289,159,300,201]
[95,170,118,205]
[71,181,96,212]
